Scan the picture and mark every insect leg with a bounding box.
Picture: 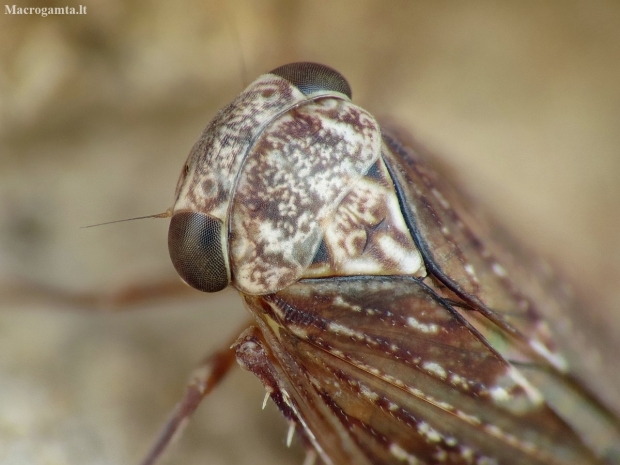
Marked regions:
[139,326,245,465]
[234,326,335,465]
[3,276,193,311]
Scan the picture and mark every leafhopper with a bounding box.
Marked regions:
[141,63,620,465]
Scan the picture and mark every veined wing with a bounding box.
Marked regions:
[381,131,620,460]
[243,276,605,465]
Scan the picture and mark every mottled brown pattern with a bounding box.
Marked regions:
[305,156,424,279]
[172,74,304,221]
[230,97,381,294]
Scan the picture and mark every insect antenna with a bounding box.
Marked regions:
[81,208,172,228]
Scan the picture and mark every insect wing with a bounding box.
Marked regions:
[382,132,560,365]
[242,277,603,465]
[381,132,620,460]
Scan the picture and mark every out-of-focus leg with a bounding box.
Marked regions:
[139,325,248,465]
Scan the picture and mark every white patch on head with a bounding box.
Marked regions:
[406,316,439,334]
[335,256,388,274]
[423,361,447,379]
[377,235,424,274]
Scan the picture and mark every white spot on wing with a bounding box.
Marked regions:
[359,385,379,402]
[431,188,451,210]
[333,295,362,312]
[491,262,507,277]
[327,322,366,341]
[418,421,443,443]
[423,361,447,379]
[464,263,477,281]
[489,386,511,403]
[389,443,421,464]
[407,316,439,334]
[450,373,470,390]
[529,340,568,372]
[506,367,544,405]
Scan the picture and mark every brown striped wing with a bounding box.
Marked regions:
[381,131,620,460]
[243,277,604,465]
[382,131,564,367]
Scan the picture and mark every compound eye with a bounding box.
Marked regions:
[270,62,352,98]
[168,211,229,292]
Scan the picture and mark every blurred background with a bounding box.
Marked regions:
[1,1,619,464]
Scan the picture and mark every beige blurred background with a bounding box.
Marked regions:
[1,1,619,464]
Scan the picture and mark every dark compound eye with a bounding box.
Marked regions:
[168,211,229,292]
[270,62,352,99]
